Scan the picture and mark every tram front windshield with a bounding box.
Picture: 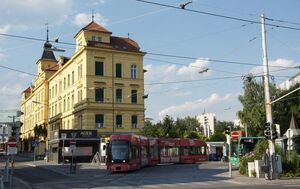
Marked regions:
[111,140,129,161]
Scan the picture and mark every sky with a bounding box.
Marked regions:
[0,0,300,123]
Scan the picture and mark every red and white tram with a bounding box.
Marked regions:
[107,134,208,173]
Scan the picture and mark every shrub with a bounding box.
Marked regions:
[239,140,268,175]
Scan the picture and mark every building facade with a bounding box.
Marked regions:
[197,113,216,138]
[278,72,300,90]
[20,21,146,156]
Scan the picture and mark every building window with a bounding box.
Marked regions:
[71,94,74,107]
[59,81,62,93]
[116,115,122,128]
[116,63,122,78]
[67,74,70,87]
[78,64,82,79]
[63,99,66,112]
[95,61,103,76]
[72,71,74,84]
[52,86,54,98]
[95,114,104,128]
[131,90,137,104]
[64,77,66,89]
[95,88,104,102]
[55,104,57,115]
[59,102,62,113]
[78,115,83,129]
[131,115,137,128]
[98,37,102,42]
[78,90,82,102]
[131,65,137,79]
[116,89,122,103]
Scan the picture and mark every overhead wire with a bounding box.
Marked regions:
[1,31,298,70]
[145,52,297,69]
[135,0,300,31]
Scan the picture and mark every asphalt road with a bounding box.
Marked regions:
[14,163,67,184]
[2,158,300,189]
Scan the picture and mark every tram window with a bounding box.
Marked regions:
[201,146,206,155]
[183,147,189,156]
[130,145,138,159]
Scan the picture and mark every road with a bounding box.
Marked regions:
[14,163,67,184]
[1,158,299,189]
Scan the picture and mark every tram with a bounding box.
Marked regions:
[107,134,208,173]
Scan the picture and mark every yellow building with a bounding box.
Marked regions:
[21,21,146,152]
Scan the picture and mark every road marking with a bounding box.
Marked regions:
[222,180,245,185]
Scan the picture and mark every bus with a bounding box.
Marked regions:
[231,136,265,165]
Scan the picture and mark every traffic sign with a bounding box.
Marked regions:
[69,140,76,152]
[7,137,18,155]
[7,141,17,148]
[70,140,76,145]
[61,133,67,139]
[231,131,241,140]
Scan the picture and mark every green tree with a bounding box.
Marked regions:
[33,124,47,140]
[215,120,234,133]
[273,83,300,134]
[142,120,156,137]
[208,132,226,141]
[238,77,276,136]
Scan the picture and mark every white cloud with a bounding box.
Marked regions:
[0,72,32,109]
[73,13,108,27]
[158,92,239,120]
[144,58,212,95]
[170,91,192,97]
[0,53,6,61]
[145,58,211,83]
[0,0,73,29]
[249,58,296,75]
[177,58,210,76]
[93,0,106,5]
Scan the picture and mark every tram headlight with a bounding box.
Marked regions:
[123,160,126,163]
[111,160,114,163]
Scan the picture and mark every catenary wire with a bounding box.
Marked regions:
[135,0,300,31]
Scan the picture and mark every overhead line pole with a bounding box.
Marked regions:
[261,14,277,180]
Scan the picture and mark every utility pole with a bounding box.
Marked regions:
[261,14,277,180]
[225,126,232,177]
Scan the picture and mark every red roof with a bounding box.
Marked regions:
[23,87,32,93]
[74,21,112,38]
[87,36,141,52]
